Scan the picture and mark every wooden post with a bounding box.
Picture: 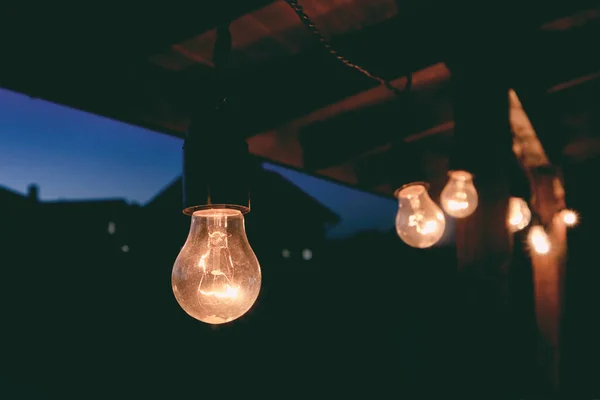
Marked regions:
[450,59,537,397]
[510,83,570,394]
[527,167,567,393]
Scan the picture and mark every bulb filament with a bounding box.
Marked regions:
[406,194,439,235]
[197,226,240,302]
[509,213,524,227]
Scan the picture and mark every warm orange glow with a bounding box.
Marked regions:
[199,284,240,299]
[440,170,478,218]
[560,209,578,227]
[529,226,551,255]
[507,197,531,233]
[446,199,469,211]
[395,183,446,248]
[172,209,261,325]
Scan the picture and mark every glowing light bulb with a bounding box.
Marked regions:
[507,197,531,233]
[440,170,478,218]
[528,226,550,255]
[172,209,261,324]
[395,183,446,248]
[560,209,578,227]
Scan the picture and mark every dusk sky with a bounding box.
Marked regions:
[0,87,398,239]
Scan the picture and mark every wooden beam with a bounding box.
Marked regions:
[299,67,453,170]
[0,2,276,62]
[0,54,203,137]
[232,8,447,138]
[248,7,600,186]
[153,0,400,72]
[247,63,449,173]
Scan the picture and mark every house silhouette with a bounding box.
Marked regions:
[144,162,340,265]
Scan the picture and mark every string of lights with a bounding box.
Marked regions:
[170,0,581,324]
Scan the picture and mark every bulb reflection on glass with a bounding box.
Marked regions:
[172,209,261,324]
[560,209,578,227]
[440,170,478,218]
[507,197,531,233]
[528,226,550,255]
[395,183,446,248]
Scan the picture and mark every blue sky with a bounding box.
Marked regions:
[262,163,397,238]
[0,87,399,238]
[0,88,183,203]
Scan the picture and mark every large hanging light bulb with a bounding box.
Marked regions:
[395,182,446,248]
[440,170,479,218]
[528,226,551,255]
[507,197,531,233]
[175,106,259,324]
[171,22,263,324]
[172,209,261,324]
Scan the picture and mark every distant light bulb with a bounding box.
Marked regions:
[302,249,312,261]
[507,197,531,233]
[395,183,446,248]
[560,209,578,227]
[440,170,478,218]
[172,209,261,324]
[528,226,550,255]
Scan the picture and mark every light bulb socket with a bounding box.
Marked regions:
[394,181,430,198]
[447,170,475,180]
[182,97,253,216]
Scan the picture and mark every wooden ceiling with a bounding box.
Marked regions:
[1,0,599,197]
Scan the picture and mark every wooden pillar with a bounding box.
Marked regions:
[450,59,536,397]
[527,167,568,393]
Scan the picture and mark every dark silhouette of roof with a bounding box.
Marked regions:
[145,165,340,227]
[0,184,132,210]
[0,185,28,204]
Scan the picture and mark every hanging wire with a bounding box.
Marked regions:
[284,0,412,95]
[213,21,233,102]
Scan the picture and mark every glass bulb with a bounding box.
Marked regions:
[528,226,550,255]
[172,209,261,324]
[440,170,478,218]
[395,183,446,248]
[507,197,531,233]
[560,209,578,227]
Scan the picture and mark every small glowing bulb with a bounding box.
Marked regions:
[507,197,531,233]
[172,209,261,324]
[302,249,313,261]
[560,209,578,227]
[440,170,478,218]
[528,226,551,255]
[395,183,446,248]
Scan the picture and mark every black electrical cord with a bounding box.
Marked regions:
[213,21,233,100]
[284,0,412,95]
